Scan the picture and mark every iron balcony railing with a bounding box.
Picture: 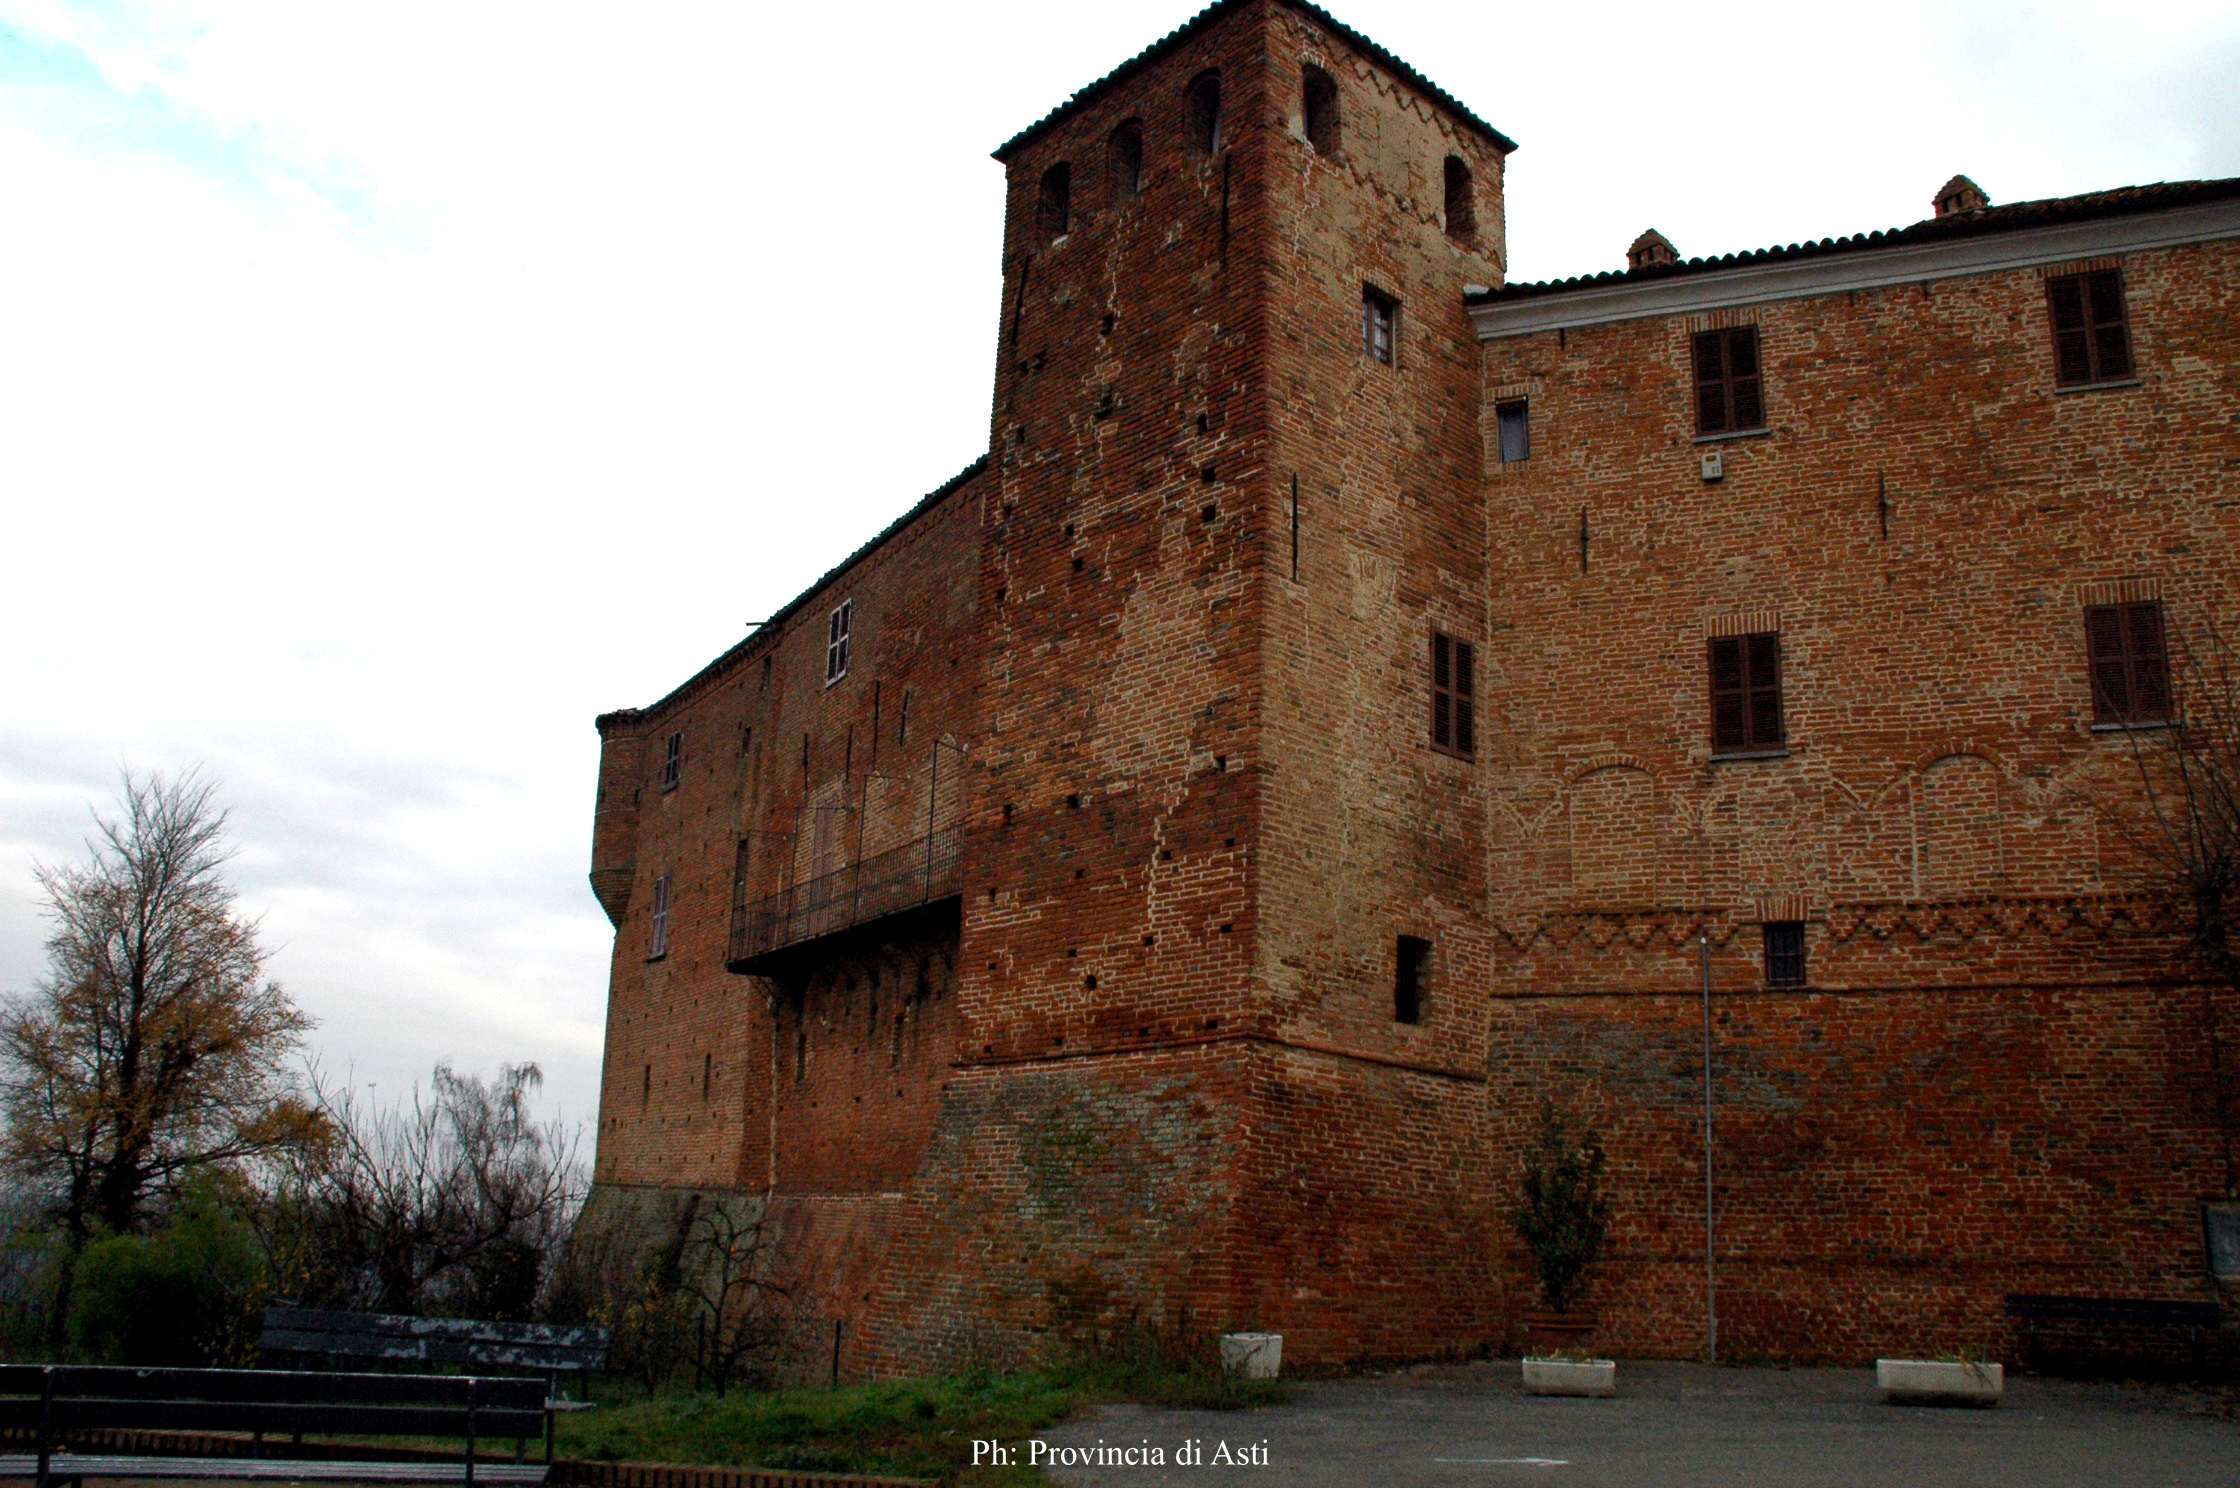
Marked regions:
[729,825,963,965]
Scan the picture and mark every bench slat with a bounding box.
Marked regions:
[0,1369,542,1412]
[261,1334,606,1373]
[2003,1293,2221,1325]
[263,1312,606,1351]
[0,1455,548,1484]
[0,1401,542,1438]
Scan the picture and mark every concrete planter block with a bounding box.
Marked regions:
[1877,1358,2003,1406]
[1219,1332,1282,1379]
[1521,1358,1616,1397]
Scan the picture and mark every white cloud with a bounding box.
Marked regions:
[1,0,2235,1130]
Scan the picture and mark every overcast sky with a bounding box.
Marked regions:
[3,0,2237,1131]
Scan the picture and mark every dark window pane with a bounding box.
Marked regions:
[1497,400,1530,463]
[1394,935,1429,1023]
[1764,921,1806,986]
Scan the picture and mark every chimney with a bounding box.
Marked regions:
[1627,229,1678,271]
[1933,174,1989,217]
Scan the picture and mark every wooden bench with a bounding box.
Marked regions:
[261,1310,609,1388]
[2004,1292,2224,1373]
[0,1364,549,1488]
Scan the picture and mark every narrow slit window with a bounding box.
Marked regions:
[1363,287,1397,365]
[1037,161,1071,241]
[648,872,672,959]
[1302,65,1339,154]
[1185,71,1222,156]
[1497,399,1530,464]
[1394,935,1429,1024]
[1693,326,1764,435]
[661,730,683,791]
[2047,269,2133,386]
[1443,155,1475,239]
[1764,921,1806,986]
[825,599,851,684]
[1710,631,1783,754]
[1431,631,1476,757]
[641,1063,651,1107]
[1107,119,1143,201]
[2085,600,2170,725]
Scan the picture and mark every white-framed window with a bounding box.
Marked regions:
[825,599,852,684]
[648,873,672,959]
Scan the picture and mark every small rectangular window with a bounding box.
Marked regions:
[825,599,851,684]
[2206,1202,2240,1279]
[1693,326,1764,435]
[2085,600,2170,725]
[1393,935,1429,1024]
[1431,632,1476,757]
[1764,921,1806,986]
[1497,399,1530,464]
[661,731,683,791]
[648,872,672,959]
[1710,632,1783,754]
[1362,287,1397,365]
[2047,269,2132,387]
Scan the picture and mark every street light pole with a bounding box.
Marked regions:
[1701,931,1718,1365]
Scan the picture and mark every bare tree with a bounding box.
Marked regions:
[0,770,319,1338]
[2105,624,2240,1199]
[678,1198,789,1395]
[277,1063,583,1319]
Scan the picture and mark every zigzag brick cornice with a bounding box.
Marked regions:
[1494,893,2186,954]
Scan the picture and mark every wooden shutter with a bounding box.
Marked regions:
[1693,331,1728,434]
[1431,633,1475,755]
[1726,328,1763,430]
[1711,631,1782,752]
[2086,270,2132,381]
[2048,270,2131,386]
[2087,600,2169,723]
[1452,639,1476,755]
[1694,329,1763,433]
[1431,633,1452,748]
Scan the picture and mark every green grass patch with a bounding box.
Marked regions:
[553,1352,1285,1486]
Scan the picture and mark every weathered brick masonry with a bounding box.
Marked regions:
[583,0,2240,1372]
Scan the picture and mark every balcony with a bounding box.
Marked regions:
[728,824,963,970]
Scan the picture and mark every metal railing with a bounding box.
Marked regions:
[729,824,963,965]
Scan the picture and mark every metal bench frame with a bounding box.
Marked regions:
[0,1365,549,1488]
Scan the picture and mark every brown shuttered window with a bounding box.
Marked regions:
[1431,631,1476,757]
[661,730,683,791]
[2085,600,2170,724]
[1710,631,1783,754]
[2046,270,2133,387]
[1693,326,1764,435]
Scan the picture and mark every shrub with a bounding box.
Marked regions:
[1508,1104,1611,1314]
[68,1192,263,1365]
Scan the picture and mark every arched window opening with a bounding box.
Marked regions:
[1444,155,1476,239]
[1302,65,1339,154]
[1107,119,1144,201]
[1184,70,1222,156]
[1037,161,1072,240]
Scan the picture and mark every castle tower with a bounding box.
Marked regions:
[859,0,1518,1368]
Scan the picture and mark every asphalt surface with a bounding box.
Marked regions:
[1030,1360,2240,1487]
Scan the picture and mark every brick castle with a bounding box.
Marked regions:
[583,0,2240,1372]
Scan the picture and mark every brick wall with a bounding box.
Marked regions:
[580,0,2239,1378]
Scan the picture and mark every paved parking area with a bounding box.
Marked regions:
[1033,1360,2240,1487]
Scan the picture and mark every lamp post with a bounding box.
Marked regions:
[1701,932,1718,1365]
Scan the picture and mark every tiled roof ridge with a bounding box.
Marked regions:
[598,453,991,730]
[992,0,1516,162]
[1468,176,2240,305]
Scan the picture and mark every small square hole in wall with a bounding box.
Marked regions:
[1202,465,1216,483]
[1073,557,1084,572]
[1215,755,1227,771]
[1201,505,1218,523]
[1084,975,1098,990]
